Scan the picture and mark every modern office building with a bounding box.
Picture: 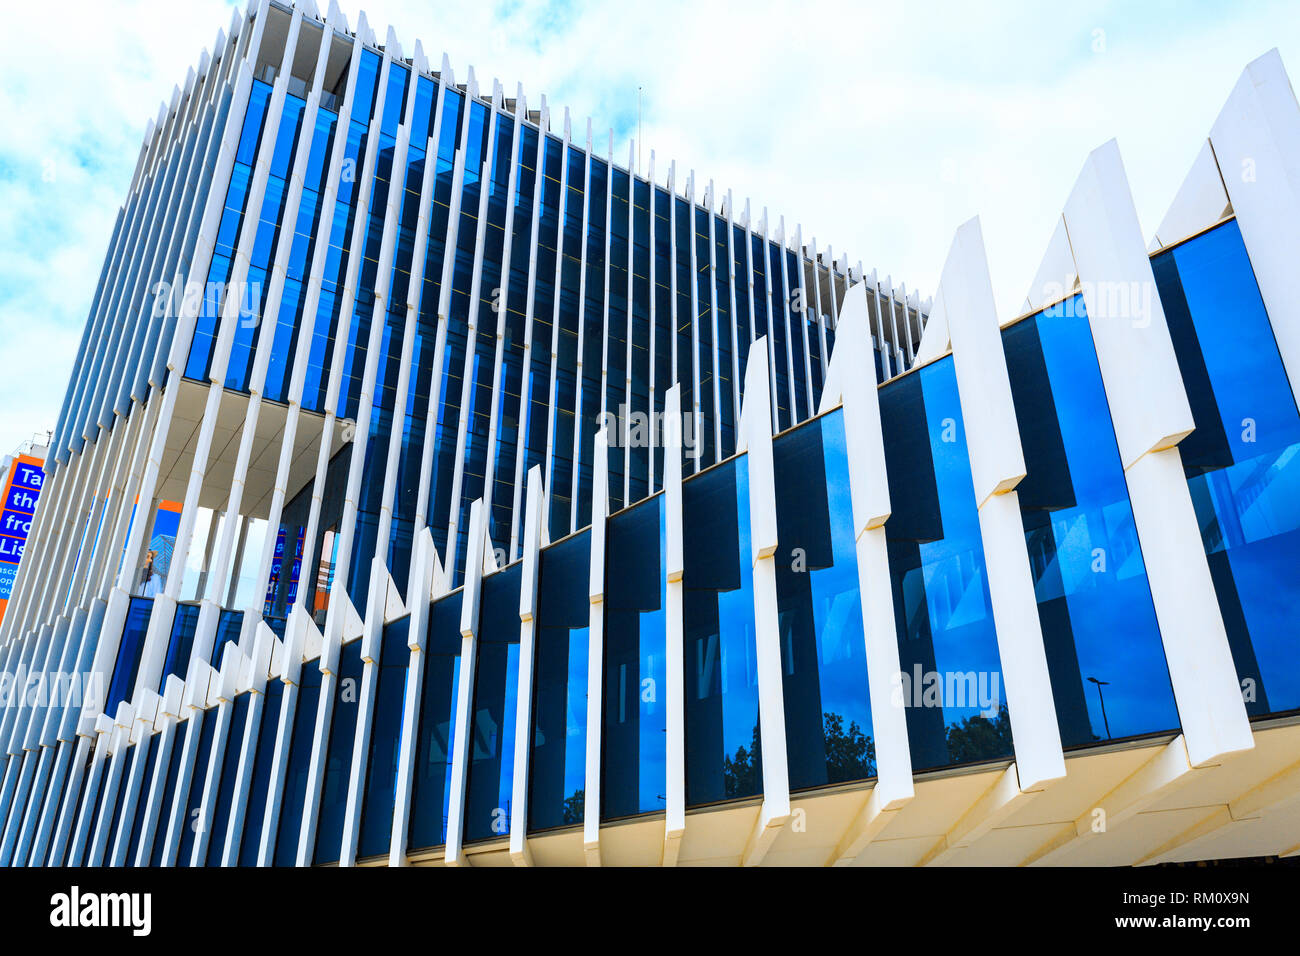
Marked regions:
[0,0,1297,867]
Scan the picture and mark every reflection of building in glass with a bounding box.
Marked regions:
[2,1,1299,868]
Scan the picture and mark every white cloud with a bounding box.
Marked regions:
[0,0,237,455]
[0,0,1296,456]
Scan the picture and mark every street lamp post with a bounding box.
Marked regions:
[1086,676,1112,740]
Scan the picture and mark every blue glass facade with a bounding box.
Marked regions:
[357,617,410,859]
[204,692,250,865]
[238,677,284,866]
[463,562,523,843]
[162,603,201,684]
[880,357,1010,771]
[174,709,217,865]
[602,494,667,820]
[301,49,382,413]
[683,457,761,806]
[407,590,463,851]
[528,530,590,831]
[105,596,153,714]
[148,727,184,867]
[775,409,876,789]
[123,733,161,866]
[1002,298,1178,747]
[313,639,364,863]
[184,79,274,382]
[1153,221,1300,718]
[274,662,321,866]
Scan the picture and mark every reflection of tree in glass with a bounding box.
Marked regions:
[721,724,762,798]
[822,712,876,783]
[562,789,585,825]
[945,705,1013,764]
[720,715,878,795]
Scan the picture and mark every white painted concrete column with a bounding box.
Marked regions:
[444,498,488,866]
[930,216,1065,791]
[1204,50,1300,397]
[1058,139,1252,768]
[582,434,608,866]
[509,468,545,867]
[818,282,915,865]
[387,528,446,866]
[733,336,791,866]
[661,383,685,866]
[131,675,186,865]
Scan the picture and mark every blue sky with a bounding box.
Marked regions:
[0,0,1296,455]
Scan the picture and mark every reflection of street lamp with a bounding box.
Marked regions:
[1087,677,1112,739]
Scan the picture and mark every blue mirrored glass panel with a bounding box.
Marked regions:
[148,726,185,867]
[125,732,161,866]
[628,179,652,501]
[224,89,307,393]
[337,64,412,423]
[1003,298,1178,746]
[176,707,218,866]
[775,409,876,789]
[683,457,761,807]
[652,189,672,491]
[520,136,563,531]
[212,610,244,666]
[408,590,463,851]
[602,494,667,819]
[1153,220,1300,717]
[204,692,250,865]
[300,49,382,413]
[238,677,283,865]
[357,617,410,859]
[606,170,631,509]
[464,563,523,843]
[264,104,339,404]
[162,603,201,684]
[694,208,717,467]
[106,597,153,714]
[185,79,273,381]
[529,531,590,831]
[714,216,737,459]
[274,660,322,866]
[880,356,1011,771]
[98,744,134,863]
[313,639,365,863]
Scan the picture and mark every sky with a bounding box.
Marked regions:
[0,0,1297,456]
